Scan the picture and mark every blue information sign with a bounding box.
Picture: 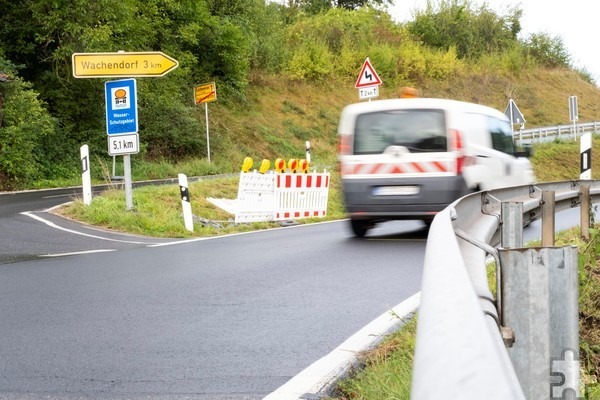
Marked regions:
[105,78,138,135]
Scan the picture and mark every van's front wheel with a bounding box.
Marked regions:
[350,219,372,237]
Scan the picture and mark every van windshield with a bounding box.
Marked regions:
[353,109,447,155]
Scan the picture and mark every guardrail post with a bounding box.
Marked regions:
[501,202,523,248]
[581,184,590,240]
[499,246,580,400]
[542,191,555,246]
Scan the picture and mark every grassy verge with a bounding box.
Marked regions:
[326,317,417,400]
[57,171,347,238]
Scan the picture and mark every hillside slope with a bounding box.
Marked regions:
[200,66,600,172]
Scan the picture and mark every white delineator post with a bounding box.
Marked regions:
[178,173,194,232]
[580,132,592,180]
[306,140,311,164]
[80,144,92,205]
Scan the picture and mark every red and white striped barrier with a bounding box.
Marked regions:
[273,173,330,221]
[234,170,330,223]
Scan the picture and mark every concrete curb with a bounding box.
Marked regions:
[263,292,421,400]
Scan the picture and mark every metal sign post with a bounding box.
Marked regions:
[569,95,578,140]
[194,82,217,163]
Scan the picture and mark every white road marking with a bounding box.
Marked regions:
[21,211,149,245]
[149,219,342,247]
[262,292,421,400]
[40,249,117,257]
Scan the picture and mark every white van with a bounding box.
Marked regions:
[337,97,535,237]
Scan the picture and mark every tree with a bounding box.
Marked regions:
[335,0,393,10]
[524,32,571,69]
[285,0,394,13]
[407,0,521,59]
[0,59,59,189]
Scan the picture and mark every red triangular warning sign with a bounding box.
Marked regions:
[355,58,382,88]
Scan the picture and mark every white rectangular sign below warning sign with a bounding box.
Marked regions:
[358,86,379,99]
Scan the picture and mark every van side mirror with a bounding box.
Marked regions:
[514,144,533,158]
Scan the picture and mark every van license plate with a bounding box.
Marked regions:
[373,186,420,196]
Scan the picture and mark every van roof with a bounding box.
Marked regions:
[341,98,508,121]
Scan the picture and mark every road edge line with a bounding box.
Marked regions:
[262,291,421,400]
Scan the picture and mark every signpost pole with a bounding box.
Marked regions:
[569,95,578,141]
[123,154,133,210]
[194,82,216,163]
[205,103,211,163]
[509,99,515,134]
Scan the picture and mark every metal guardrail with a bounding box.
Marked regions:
[515,121,600,144]
[411,180,600,399]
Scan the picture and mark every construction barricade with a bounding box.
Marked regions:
[232,157,330,223]
[235,172,276,223]
[273,173,329,221]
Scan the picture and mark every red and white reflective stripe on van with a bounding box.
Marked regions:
[341,160,453,176]
[449,129,465,174]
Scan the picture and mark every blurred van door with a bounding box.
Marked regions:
[461,112,532,190]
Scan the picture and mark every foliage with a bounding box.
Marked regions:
[472,44,534,77]
[0,0,255,188]
[0,60,60,189]
[287,0,393,13]
[283,7,407,81]
[406,0,522,59]
[577,228,600,390]
[286,38,335,79]
[523,32,572,69]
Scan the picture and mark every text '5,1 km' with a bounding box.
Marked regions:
[108,133,139,156]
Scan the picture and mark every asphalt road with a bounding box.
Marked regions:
[0,188,426,399]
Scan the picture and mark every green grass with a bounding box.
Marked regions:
[58,172,347,238]
[328,317,417,400]
[530,136,600,183]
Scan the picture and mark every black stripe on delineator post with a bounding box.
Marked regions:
[178,173,194,232]
[180,185,190,202]
[580,133,592,180]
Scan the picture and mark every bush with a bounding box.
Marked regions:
[286,39,335,80]
[523,32,571,69]
[0,73,58,189]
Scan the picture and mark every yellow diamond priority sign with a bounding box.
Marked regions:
[72,52,178,78]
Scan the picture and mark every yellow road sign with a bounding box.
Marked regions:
[194,82,217,104]
[72,52,178,78]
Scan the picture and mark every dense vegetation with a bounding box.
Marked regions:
[0,0,595,191]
